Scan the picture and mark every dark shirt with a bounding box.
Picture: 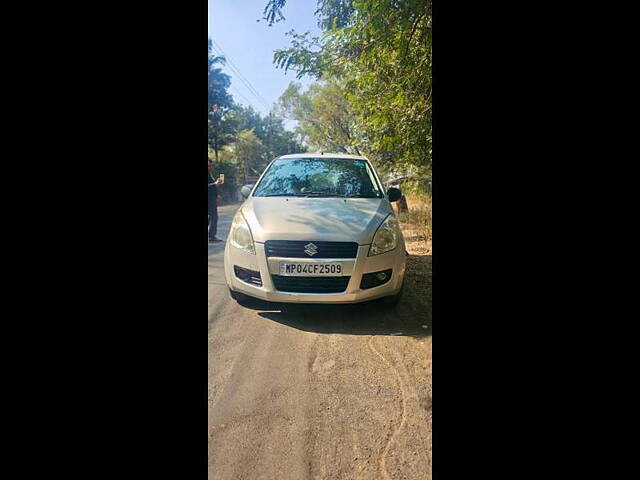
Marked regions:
[208,173,217,209]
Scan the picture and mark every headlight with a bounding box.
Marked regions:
[229,213,255,254]
[369,214,399,256]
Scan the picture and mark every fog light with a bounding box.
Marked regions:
[233,266,262,287]
[360,269,392,290]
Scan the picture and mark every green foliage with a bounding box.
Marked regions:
[229,129,266,183]
[208,39,236,161]
[343,0,431,173]
[260,111,305,160]
[208,39,233,111]
[267,0,431,177]
[225,105,306,162]
[277,80,361,154]
[263,0,355,29]
[314,0,356,30]
[224,105,263,137]
[274,31,332,79]
[262,0,288,25]
[208,110,238,160]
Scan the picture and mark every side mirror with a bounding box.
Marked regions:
[387,187,402,202]
[241,185,252,199]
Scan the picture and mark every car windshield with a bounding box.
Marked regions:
[253,157,383,198]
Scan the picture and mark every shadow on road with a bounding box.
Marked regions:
[237,299,431,337]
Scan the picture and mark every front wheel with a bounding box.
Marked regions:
[381,281,405,307]
[229,288,248,303]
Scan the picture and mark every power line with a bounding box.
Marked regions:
[211,44,269,111]
[230,84,256,108]
[209,47,262,112]
[210,44,256,108]
[210,39,271,111]
[210,43,256,106]
[211,39,269,106]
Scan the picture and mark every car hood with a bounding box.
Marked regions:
[240,197,392,244]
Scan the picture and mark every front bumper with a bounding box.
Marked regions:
[224,241,406,304]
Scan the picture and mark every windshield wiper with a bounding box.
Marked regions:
[262,193,306,197]
[261,192,354,198]
[303,191,341,197]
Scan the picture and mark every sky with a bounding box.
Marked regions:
[208,0,322,125]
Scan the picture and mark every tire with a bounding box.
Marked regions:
[381,280,405,307]
[229,289,249,303]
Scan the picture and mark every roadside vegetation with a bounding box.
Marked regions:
[398,193,432,247]
[396,192,432,328]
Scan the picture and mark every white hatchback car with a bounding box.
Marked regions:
[224,153,407,305]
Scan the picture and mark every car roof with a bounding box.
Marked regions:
[276,152,369,161]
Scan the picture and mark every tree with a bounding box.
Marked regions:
[278,80,361,154]
[260,111,306,160]
[224,105,264,138]
[225,105,306,161]
[208,39,233,111]
[229,129,264,184]
[265,0,432,180]
[208,39,235,162]
[268,127,306,158]
[263,0,355,30]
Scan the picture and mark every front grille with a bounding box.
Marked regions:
[271,275,350,294]
[265,240,358,259]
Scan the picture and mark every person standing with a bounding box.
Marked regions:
[208,159,224,243]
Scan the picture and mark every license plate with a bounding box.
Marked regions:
[279,262,343,276]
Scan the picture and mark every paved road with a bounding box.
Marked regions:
[208,204,432,480]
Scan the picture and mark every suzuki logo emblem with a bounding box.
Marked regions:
[304,243,318,256]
